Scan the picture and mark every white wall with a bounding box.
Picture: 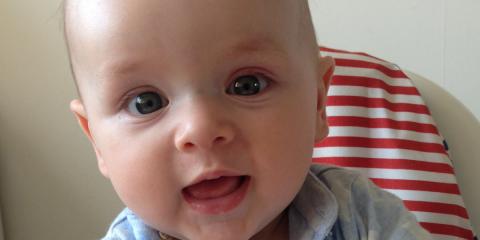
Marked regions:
[310,0,480,120]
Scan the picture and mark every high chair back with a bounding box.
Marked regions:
[314,47,478,239]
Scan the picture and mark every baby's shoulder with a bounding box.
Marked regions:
[309,164,364,192]
[309,164,401,212]
[308,164,433,240]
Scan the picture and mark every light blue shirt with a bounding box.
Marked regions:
[102,164,432,240]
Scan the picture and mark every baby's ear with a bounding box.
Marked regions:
[314,55,335,142]
[70,99,109,178]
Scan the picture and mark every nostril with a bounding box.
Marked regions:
[177,134,231,152]
[214,136,226,144]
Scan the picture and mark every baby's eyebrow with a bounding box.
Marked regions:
[101,59,148,77]
[101,37,288,78]
[223,37,289,60]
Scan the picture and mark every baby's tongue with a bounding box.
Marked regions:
[184,176,242,200]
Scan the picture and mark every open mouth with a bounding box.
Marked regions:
[182,175,250,215]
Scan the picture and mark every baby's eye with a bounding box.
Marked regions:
[226,74,270,96]
[127,91,169,115]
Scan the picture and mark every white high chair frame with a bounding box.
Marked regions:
[405,71,480,235]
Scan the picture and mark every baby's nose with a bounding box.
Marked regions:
[174,99,235,152]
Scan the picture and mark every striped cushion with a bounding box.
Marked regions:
[314,47,475,240]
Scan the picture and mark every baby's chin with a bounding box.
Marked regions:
[187,231,251,240]
[168,216,267,240]
[174,226,256,240]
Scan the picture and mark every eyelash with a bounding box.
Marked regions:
[226,69,274,93]
[119,87,160,112]
[119,69,275,116]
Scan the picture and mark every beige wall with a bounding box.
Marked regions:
[0,208,3,240]
[0,0,479,239]
[0,1,123,239]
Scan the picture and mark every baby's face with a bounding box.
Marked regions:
[67,0,332,239]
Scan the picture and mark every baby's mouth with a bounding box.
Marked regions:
[181,175,250,214]
[183,175,244,199]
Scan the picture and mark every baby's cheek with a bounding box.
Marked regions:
[108,157,182,222]
[100,132,180,213]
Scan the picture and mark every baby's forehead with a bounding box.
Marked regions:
[65,0,309,48]
[65,0,316,93]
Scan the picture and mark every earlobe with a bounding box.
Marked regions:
[318,55,334,95]
[94,148,110,178]
[314,56,335,142]
[70,99,109,178]
[70,99,92,140]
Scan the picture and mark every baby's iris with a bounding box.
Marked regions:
[227,75,269,96]
[128,92,168,115]
[127,74,268,116]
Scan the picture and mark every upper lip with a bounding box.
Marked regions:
[184,170,246,188]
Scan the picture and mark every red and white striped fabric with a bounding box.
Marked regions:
[313,47,475,240]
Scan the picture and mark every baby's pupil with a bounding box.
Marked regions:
[234,76,260,95]
[135,92,164,114]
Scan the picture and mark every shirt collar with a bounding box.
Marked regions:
[288,169,339,240]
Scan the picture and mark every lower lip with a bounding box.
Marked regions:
[182,176,250,215]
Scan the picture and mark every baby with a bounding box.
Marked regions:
[64,0,432,239]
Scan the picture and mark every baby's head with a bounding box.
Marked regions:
[65,0,333,239]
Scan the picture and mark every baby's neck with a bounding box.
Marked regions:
[250,209,289,240]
